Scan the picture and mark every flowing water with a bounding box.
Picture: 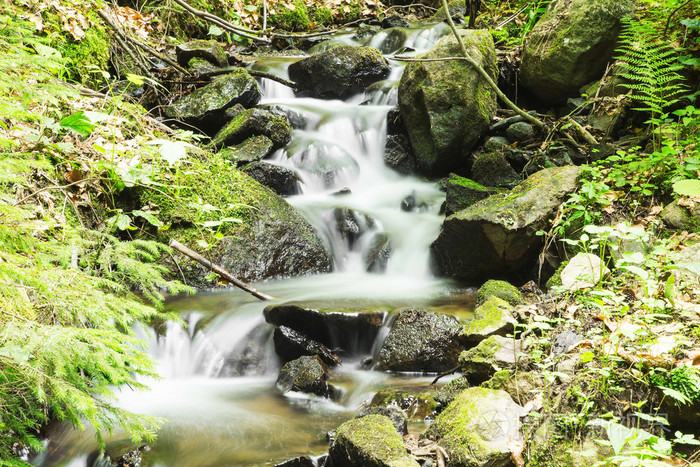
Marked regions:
[34,22,472,467]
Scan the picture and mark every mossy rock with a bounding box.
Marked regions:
[476,279,522,306]
[460,296,516,345]
[211,107,292,149]
[398,29,497,176]
[219,135,274,166]
[431,165,581,282]
[520,0,635,104]
[270,0,311,32]
[276,355,339,399]
[175,40,228,68]
[329,415,419,467]
[242,161,300,196]
[443,174,496,216]
[470,151,520,188]
[459,335,523,383]
[288,45,390,99]
[433,377,470,409]
[423,387,523,467]
[661,199,700,232]
[370,389,438,421]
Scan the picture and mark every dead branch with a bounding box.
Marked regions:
[429,364,460,385]
[168,239,276,300]
[199,67,298,90]
[169,0,269,43]
[564,116,597,146]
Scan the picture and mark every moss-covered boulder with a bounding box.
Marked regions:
[263,304,384,355]
[430,165,581,282]
[328,415,420,467]
[423,387,523,467]
[443,174,497,217]
[398,30,497,176]
[376,308,462,373]
[288,45,390,99]
[175,39,228,67]
[357,405,408,435]
[520,0,635,104]
[460,296,517,345]
[459,335,523,383]
[433,377,470,409]
[276,355,339,399]
[242,161,300,196]
[219,135,274,166]
[165,70,261,133]
[370,389,438,421]
[211,107,292,149]
[476,279,523,306]
[470,151,520,188]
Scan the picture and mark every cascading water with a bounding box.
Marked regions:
[35,22,458,467]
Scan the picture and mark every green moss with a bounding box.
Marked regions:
[460,335,500,364]
[370,389,438,420]
[344,2,363,22]
[481,369,512,390]
[310,6,334,26]
[433,377,470,408]
[53,13,111,88]
[333,415,417,466]
[461,295,515,337]
[270,0,311,31]
[477,279,522,306]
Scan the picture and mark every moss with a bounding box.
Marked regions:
[310,6,334,26]
[481,369,512,390]
[477,279,522,306]
[270,0,311,32]
[53,12,111,88]
[433,377,470,408]
[461,295,515,337]
[370,389,438,420]
[343,1,363,22]
[545,261,567,289]
[332,415,417,466]
[460,335,500,364]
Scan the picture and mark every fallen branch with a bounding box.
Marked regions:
[169,0,269,43]
[439,0,545,128]
[168,239,276,300]
[564,116,597,146]
[199,67,298,90]
[429,364,460,385]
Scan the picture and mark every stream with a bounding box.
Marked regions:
[33,21,474,467]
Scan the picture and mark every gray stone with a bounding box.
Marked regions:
[272,325,340,366]
[460,296,517,346]
[384,134,417,175]
[363,232,392,273]
[520,0,635,104]
[661,199,700,231]
[276,355,339,399]
[175,40,228,67]
[505,121,534,143]
[218,323,274,377]
[459,335,523,383]
[242,161,301,196]
[560,253,609,290]
[211,107,292,149]
[471,151,520,188]
[431,165,582,281]
[398,30,497,176]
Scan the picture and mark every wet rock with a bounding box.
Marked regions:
[334,207,375,246]
[560,253,609,290]
[433,377,469,409]
[384,134,417,175]
[375,308,462,373]
[661,199,700,231]
[370,389,438,421]
[363,232,392,273]
[263,305,384,355]
[374,28,410,55]
[523,146,575,176]
[273,325,341,366]
[165,70,261,133]
[219,323,275,377]
[288,45,390,99]
[476,279,523,307]
[489,112,537,132]
[175,39,228,67]
[520,0,635,104]
[357,405,408,435]
[258,103,308,129]
[424,387,523,467]
[430,165,581,282]
[219,135,274,166]
[459,335,523,383]
[187,57,219,75]
[506,121,534,143]
[381,14,409,29]
[398,30,497,176]
[443,174,496,217]
[274,456,316,467]
[276,355,339,399]
[460,296,517,346]
[211,107,292,149]
[242,162,301,196]
[470,151,520,188]
[329,415,420,467]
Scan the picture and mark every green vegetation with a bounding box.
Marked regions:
[269,0,312,31]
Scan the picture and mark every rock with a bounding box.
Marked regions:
[398,30,498,176]
[523,147,575,176]
[274,456,316,467]
[273,325,341,366]
[661,199,700,231]
[459,335,523,383]
[374,28,410,55]
[334,207,375,246]
[218,323,275,377]
[588,98,628,136]
[430,165,581,282]
[187,57,219,75]
[242,162,301,196]
[381,14,409,29]
[375,308,462,373]
[384,134,417,175]
[489,112,537,132]
[482,370,544,405]
[505,121,534,143]
[552,329,581,357]
[165,70,261,133]
[263,305,384,355]
[370,389,438,421]
[483,135,510,151]
[433,377,470,409]
[443,174,496,217]
[675,243,700,280]
[329,415,420,467]
[175,40,228,67]
[520,0,635,104]
[476,279,523,306]
[460,296,517,346]
[357,405,408,435]
[276,355,339,399]
[560,253,609,290]
[211,107,292,149]
[258,104,307,129]
[288,45,390,99]
[363,232,392,273]
[423,387,523,467]
[219,135,274,166]
[470,151,520,188]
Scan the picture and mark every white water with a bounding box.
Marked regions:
[36,22,456,467]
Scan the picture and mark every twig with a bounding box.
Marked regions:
[496,5,528,29]
[664,0,691,37]
[384,3,438,13]
[198,67,298,89]
[169,0,269,43]
[429,364,460,385]
[269,30,335,39]
[439,0,545,128]
[168,240,276,300]
[564,116,597,146]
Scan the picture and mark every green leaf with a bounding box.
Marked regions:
[681,19,700,30]
[244,4,258,12]
[0,345,31,362]
[147,139,191,166]
[672,179,700,197]
[33,43,62,59]
[131,210,164,228]
[59,112,95,137]
[126,73,146,86]
[208,25,224,36]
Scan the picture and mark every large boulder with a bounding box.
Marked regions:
[288,45,390,99]
[430,165,581,282]
[375,309,462,373]
[398,30,497,176]
[165,70,261,133]
[423,387,524,467]
[520,0,635,104]
[443,174,497,217]
[328,415,420,467]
